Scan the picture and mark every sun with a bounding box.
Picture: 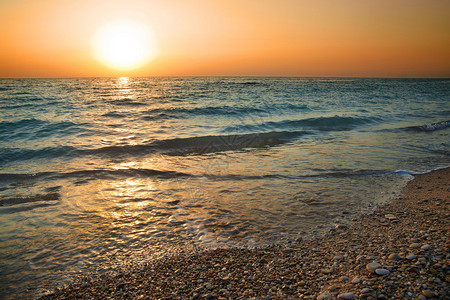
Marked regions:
[93,20,157,71]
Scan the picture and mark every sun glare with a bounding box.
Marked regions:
[93,20,157,71]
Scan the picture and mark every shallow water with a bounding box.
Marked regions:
[0,77,449,298]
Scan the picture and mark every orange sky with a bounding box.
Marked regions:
[0,0,449,78]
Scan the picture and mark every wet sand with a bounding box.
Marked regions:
[40,168,449,299]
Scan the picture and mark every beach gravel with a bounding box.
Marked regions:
[39,168,449,299]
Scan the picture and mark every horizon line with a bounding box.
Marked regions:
[1,75,449,80]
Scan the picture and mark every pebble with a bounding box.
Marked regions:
[388,253,401,261]
[406,254,417,260]
[204,293,215,300]
[384,214,397,220]
[338,292,354,299]
[335,224,350,230]
[410,243,421,249]
[375,268,390,276]
[366,262,382,273]
[421,290,435,298]
[421,244,430,251]
[317,292,332,300]
[361,288,371,294]
[351,277,361,284]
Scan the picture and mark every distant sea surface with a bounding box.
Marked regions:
[0,77,449,298]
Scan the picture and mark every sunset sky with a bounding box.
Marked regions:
[0,0,449,78]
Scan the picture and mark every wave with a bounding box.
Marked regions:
[148,105,267,117]
[0,168,396,188]
[203,80,267,87]
[107,98,147,106]
[405,120,449,132]
[0,192,60,207]
[0,131,308,166]
[0,192,60,214]
[34,121,88,139]
[0,103,37,109]
[91,131,308,157]
[98,104,311,121]
[0,168,191,184]
[0,118,46,133]
[101,111,128,118]
[222,115,380,133]
[393,167,448,176]
[204,169,390,181]
[0,118,90,140]
[0,116,443,167]
[0,146,77,166]
[139,105,306,120]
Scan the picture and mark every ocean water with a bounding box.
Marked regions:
[0,77,449,298]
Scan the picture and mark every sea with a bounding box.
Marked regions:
[0,77,449,299]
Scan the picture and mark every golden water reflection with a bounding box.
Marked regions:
[119,76,129,85]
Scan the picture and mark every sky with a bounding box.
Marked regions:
[0,0,449,78]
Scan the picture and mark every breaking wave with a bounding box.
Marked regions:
[405,120,449,132]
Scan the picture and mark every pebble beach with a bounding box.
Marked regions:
[39,168,449,299]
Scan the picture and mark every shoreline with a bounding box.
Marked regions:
[40,168,449,299]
